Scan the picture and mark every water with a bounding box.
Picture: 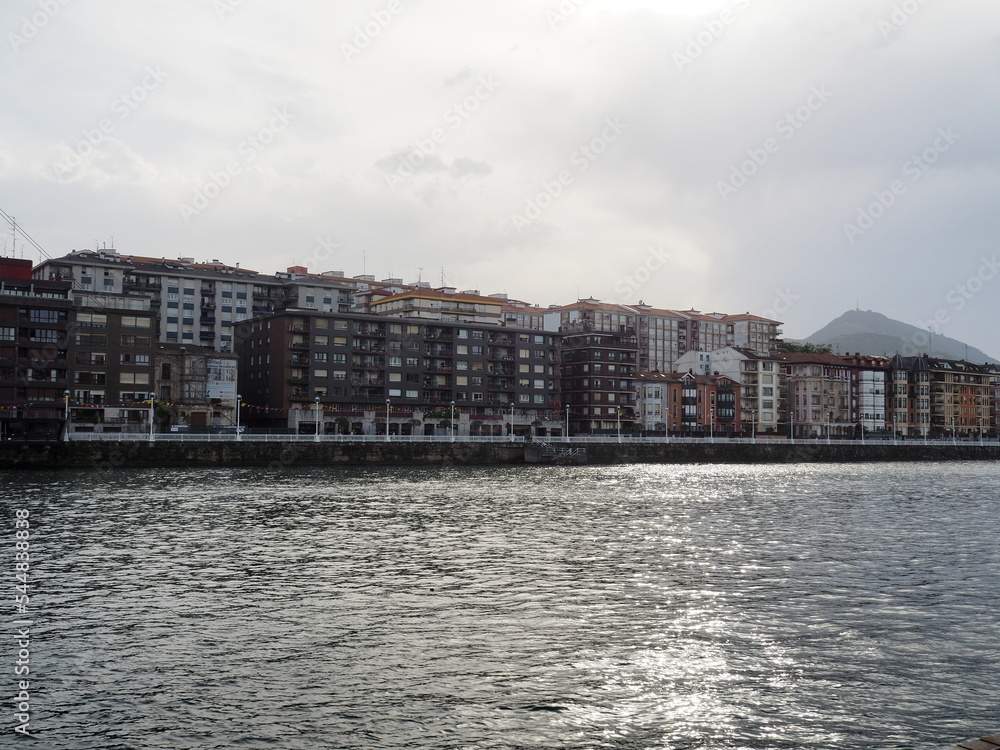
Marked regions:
[2,462,998,749]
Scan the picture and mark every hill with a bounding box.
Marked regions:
[801,310,999,364]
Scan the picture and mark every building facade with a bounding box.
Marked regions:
[0,257,72,440]
[238,310,563,437]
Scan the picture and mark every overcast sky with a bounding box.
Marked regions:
[3,0,999,354]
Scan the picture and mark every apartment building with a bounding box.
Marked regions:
[547,301,638,435]
[67,291,157,431]
[546,299,781,373]
[35,250,354,352]
[840,353,888,435]
[369,288,512,325]
[0,257,73,440]
[779,352,853,438]
[676,347,783,434]
[636,371,741,436]
[888,354,999,438]
[238,310,562,436]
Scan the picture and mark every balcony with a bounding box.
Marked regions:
[290,356,310,366]
[289,341,310,350]
[351,378,385,387]
[288,376,309,385]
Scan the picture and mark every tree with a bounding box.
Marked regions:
[777,341,832,354]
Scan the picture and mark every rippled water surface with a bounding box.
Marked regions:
[3,462,999,749]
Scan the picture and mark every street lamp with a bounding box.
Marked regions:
[827,411,833,445]
[616,406,621,443]
[148,396,155,442]
[450,400,456,443]
[565,404,570,443]
[63,389,70,440]
[750,409,756,443]
[385,399,391,442]
[314,397,320,442]
[509,402,515,442]
[952,415,956,445]
[235,393,242,441]
[709,407,714,442]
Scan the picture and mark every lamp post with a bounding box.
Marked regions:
[565,404,570,443]
[148,396,155,442]
[450,400,456,443]
[235,393,242,441]
[952,415,956,445]
[827,411,832,445]
[750,409,756,443]
[709,407,714,442]
[314,397,320,442]
[385,399,391,442]
[509,402,515,442]
[616,406,621,443]
[63,389,70,440]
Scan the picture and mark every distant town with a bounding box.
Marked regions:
[2,248,997,442]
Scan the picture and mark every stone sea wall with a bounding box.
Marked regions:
[2,439,999,470]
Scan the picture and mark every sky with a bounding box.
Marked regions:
[3,0,999,355]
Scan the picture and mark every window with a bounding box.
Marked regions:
[77,313,107,328]
[120,373,150,385]
[315,335,329,346]
[120,354,150,365]
[472,392,484,402]
[0,327,14,341]
[389,373,402,382]
[30,329,59,343]
[314,369,328,378]
[121,316,151,328]
[405,390,418,399]
[388,388,402,397]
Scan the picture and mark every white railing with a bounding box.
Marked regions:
[63,432,1000,446]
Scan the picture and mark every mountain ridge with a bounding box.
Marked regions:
[799,309,999,365]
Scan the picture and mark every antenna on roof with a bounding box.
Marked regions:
[416,266,423,284]
[440,267,445,286]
